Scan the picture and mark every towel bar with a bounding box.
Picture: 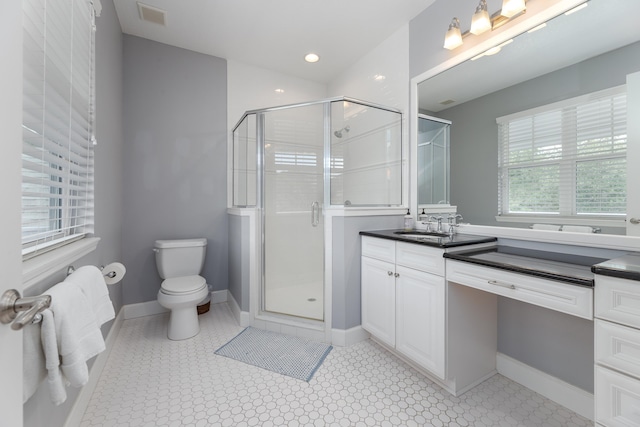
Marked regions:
[0,289,51,330]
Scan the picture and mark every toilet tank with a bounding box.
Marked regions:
[154,238,207,279]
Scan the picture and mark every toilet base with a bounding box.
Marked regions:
[167,306,200,340]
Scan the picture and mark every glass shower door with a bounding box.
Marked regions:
[262,104,325,321]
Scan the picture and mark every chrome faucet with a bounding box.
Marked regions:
[428,215,444,233]
[447,214,464,237]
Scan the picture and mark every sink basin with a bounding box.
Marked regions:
[394,230,448,238]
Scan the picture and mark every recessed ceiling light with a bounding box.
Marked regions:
[304,53,320,63]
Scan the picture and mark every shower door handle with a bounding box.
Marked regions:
[311,201,320,227]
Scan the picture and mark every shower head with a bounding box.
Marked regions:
[334,125,351,138]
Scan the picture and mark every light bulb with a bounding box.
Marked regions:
[443,18,463,50]
[501,0,526,18]
[470,0,491,35]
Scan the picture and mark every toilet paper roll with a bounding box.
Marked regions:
[102,262,126,285]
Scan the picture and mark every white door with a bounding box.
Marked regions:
[0,1,25,424]
[361,256,396,347]
[627,72,640,236]
[395,266,446,379]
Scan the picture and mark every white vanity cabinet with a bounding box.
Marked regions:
[361,236,445,378]
[595,274,640,427]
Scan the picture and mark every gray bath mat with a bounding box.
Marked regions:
[214,327,332,382]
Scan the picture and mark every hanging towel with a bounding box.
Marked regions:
[40,309,68,405]
[42,282,106,404]
[65,265,115,326]
[23,317,47,403]
[532,224,561,231]
[562,225,594,233]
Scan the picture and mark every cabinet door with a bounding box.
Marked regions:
[395,266,446,379]
[596,366,640,426]
[361,256,396,347]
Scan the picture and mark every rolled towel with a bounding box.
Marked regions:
[562,225,594,233]
[532,224,561,231]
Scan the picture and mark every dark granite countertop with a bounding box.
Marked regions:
[359,229,497,248]
[592,253,640,282]
[443,246,605,287]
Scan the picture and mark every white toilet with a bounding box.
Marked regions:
[154,238,209,340]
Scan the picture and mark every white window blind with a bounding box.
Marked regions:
[497,86,627,218]
[22,0,97,258]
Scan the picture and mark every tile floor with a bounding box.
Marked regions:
[80,303,592,427]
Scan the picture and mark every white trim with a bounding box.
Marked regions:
[122,300,168,320]
[227,290,250,327]
[331,326,370,347]
[211,290,227,304]
[324,207,406,217]
[458,224,640,251]
[23,237,100,290]
[64,309,123,427]
[496,352,594,421]
[495,215,625,228]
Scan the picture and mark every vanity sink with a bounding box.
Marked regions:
[394,230,449,238]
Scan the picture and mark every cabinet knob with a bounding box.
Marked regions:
[394,273,400,278]
[388,271,393,276]
[631,218,640,225]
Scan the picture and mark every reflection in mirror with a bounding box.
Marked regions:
[417,114,450,206]
[416,0,640,236]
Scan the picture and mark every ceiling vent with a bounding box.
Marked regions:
[137,2,167,26]
[439,99,456,106]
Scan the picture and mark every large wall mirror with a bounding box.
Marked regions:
[416,0,640,237]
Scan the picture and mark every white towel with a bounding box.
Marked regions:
[41,309,68,405]
[65,265,115,326]
[42,282,106,405]
[23,317,47,403]
[532,224,561,231]
[562,225,594,233]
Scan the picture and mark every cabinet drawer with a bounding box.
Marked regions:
[396,242,444,276]
[596,319,640,380]
[596,366,640,427]
[446,260,593,319]
[595,275,640,329]
[361,236,395,263]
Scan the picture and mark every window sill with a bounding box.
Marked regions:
[495,215,626,228]
[23,237,100,290]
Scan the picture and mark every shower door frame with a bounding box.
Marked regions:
[254,100,332,335]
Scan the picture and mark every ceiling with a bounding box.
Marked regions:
[112,0,436,83]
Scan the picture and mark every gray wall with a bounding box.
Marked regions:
[24,0,124,425]
[439,41,640,230]
[122,35,228,304]
[228,214,250,311]
[332,215,403,330]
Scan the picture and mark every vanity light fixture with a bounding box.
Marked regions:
[444,0,528,50]
[443,18,463,50]
[304,53,320,63]
[470,0,491,35]
[501,0,526,18]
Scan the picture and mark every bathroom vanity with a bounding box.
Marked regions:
[360,230,640,422]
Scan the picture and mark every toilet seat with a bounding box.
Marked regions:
[160,275,206,295]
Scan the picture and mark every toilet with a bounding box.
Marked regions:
[154,238,209,340]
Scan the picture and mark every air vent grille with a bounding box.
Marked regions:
[137,2,167,26]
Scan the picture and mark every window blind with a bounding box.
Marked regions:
[22,0,97,257]
[497,86,627,218]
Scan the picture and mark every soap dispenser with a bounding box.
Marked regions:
[404,209,413,231]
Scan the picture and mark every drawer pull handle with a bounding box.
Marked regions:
[488,280,516,290]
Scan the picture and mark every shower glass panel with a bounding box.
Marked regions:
[233,114,257,207]
[330,100,402,206]
[262,104,325,320]
[417,115,450,205]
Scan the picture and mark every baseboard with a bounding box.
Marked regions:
[122,300,168,319]
[64,309,124,427]
[496,352,594,421]
[211,290,227,304]
[226,291,250,327]
[332,325,370,347]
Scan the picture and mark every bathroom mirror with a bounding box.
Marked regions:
[417,114,450,206]
[416,0,640,235]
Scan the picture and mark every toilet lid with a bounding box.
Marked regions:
[161,275,207,295]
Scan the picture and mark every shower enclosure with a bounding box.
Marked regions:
[233,97,402,323]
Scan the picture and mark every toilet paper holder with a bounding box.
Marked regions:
[67,262,126,285]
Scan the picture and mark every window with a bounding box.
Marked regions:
[497,86,627,219]
[22,0,97,258]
